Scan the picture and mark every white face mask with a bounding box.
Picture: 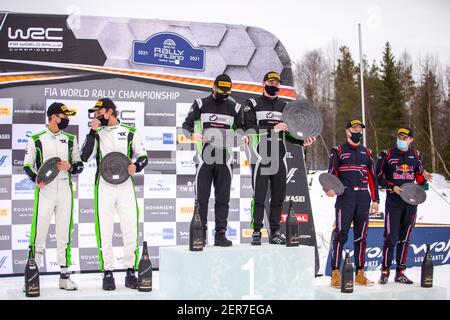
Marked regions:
[396,138,409,150]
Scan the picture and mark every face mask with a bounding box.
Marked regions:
[214,92,229,101]
[349,132,362,144]
[397,138,409,150]
[265,85,280,96]
[57,117,69,130]
[97,114,109,126]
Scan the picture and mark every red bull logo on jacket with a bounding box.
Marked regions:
[393,164,414,180]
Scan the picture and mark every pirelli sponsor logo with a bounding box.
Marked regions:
[178,206,194,215]
[218,81,232,88]
[0,107,11,116]
[0,207,10,217]
[177,134,195,144]
[242,228,268,238]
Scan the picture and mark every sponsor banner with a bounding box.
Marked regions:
[325,225,450,276]
[0,98,13,125]
[0,124,12,148]
[144,198,176,222]
[11,199,33,224]
[11,124,42,150]
[176,198,195,223]
[11,224,30,250]
[0,177,11,200]
[176,150,196,175]
[142,127,176,151]
[143,222,176,246]
[0,201,12,225]
[0,150,12,175]
[144,174,176,199]
[176,103,193,128]
[176,222,190,245]
[0,250,13,274]
[145,151,176,174]
[11,149,25,175]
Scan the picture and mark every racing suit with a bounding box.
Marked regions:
[23,127,84,268]
[182,94,242,232]
[376,146,426,270]
[243,95,303,233]
[80,122,148,272]
[328,142,379,269]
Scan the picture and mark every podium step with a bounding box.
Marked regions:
[315,283,447,300]
[159,244,315,300]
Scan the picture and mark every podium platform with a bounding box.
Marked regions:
[6,287,168,300]
[315,283,447,300]
[4,272,167,300]
[159,244,315,300]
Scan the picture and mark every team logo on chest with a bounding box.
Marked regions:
[209,114,218,122]
[118,131,127,140]
[393,163,414,180]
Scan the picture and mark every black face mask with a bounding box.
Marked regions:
[349,132,363,144]
[57,117,69,130]
[214,92,229,101]
[265,85,280,96]
[97,115,109,126]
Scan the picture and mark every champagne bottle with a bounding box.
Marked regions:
[286,200,299,247]
[341,250,353,293]
[137,241,152,292]
[24,246,40,297]
[420,244,433,288]
[189,200,204,251]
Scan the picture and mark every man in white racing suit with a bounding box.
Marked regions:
[80,98,148,291]
[23,102,84,290]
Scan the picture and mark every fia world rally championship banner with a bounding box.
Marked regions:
[0,12,319,276]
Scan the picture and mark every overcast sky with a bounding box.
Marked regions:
[2,0,449,68]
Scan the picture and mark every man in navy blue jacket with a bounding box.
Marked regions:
[325,120,379,288]
[376,127,432,285]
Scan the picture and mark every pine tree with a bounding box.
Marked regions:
[397,52,416,126]
[433,66,450,177]
[412,58,441,172]
[334,46,359,143]
[378,42,405,149]
[364,60,384,155]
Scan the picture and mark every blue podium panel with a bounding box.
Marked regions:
[159,244,315,300]
[315,284,447,300]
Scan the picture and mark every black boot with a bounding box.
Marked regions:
[251,230,262,246]
[269,230,286,245]
[395,268,413,284]
[125,268,138,289]
[102,270,116,291]
[378,268,390,285]
[214,229,232,247]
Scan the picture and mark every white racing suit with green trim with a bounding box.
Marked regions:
[23,127,84,268]
[80,123,148,272]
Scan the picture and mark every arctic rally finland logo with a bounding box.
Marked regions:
[132,32,205,71]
